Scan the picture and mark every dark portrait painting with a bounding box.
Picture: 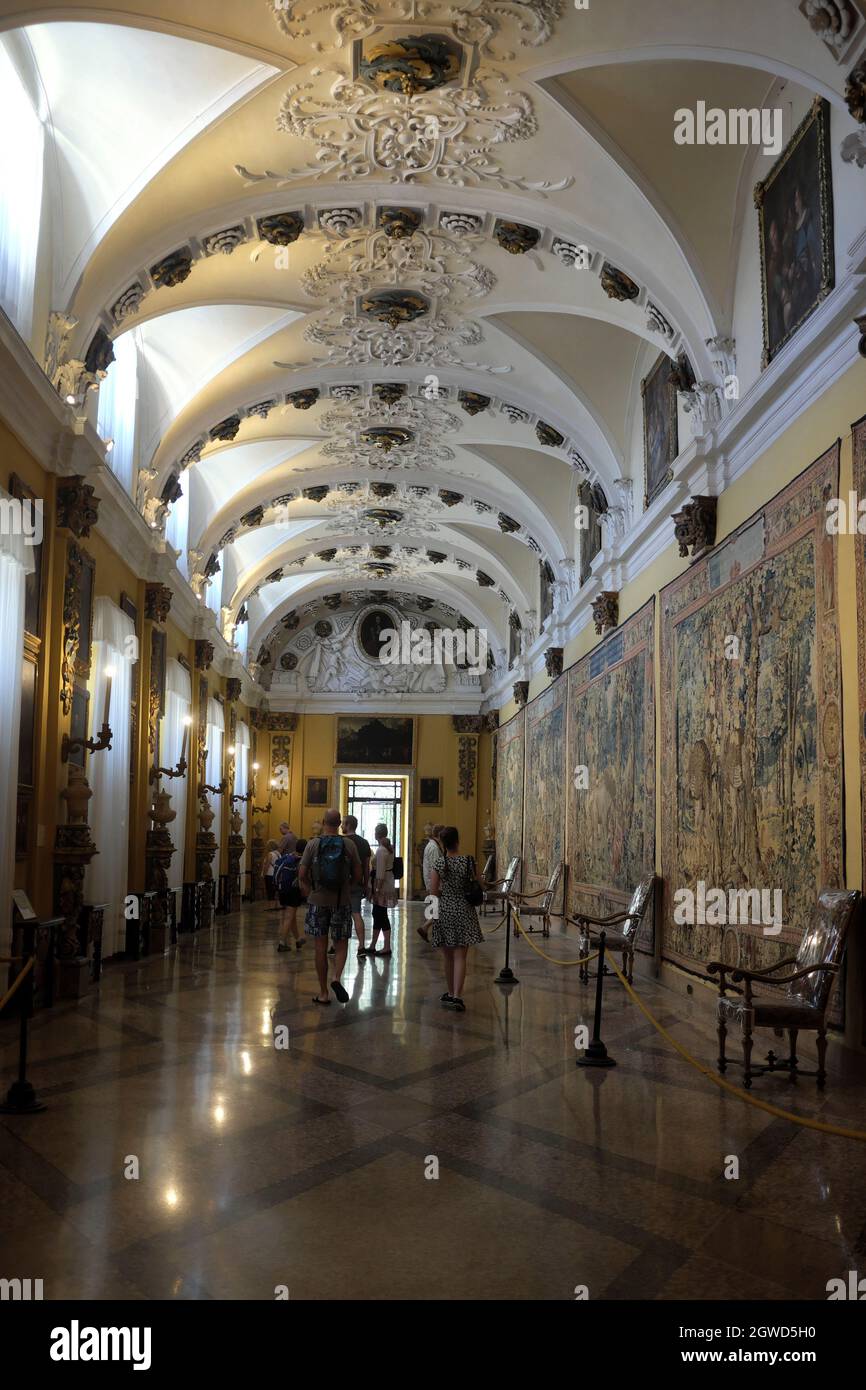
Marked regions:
[642,352,678,508]
[337,716,414,766]
[306,776,328,806]
[419,777,441,806]
[357,608,395,661]
[756,97,834,367]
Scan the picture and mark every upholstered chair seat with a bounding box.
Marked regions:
[509,862,564,938]
[571,874,656,984]
[709,887,861,1090]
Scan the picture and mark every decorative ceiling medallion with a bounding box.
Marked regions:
[535,420,564,448]
[365,507,405,527]
[286,387,320,409]
[302,222,494,310]
[359,34,462,95]
[360,425,415,451]
[150,248,193,289]
[269,1,563,61]
[237,62,571,194]
[319,395,459,468]
[458,390,490,415]
[493,219,540,254]
[372,382,407,404]
[377,205,425,239]
[276,307,508,373]
[204,224,246,256]
[360,288,430,327]
[600,261,641,302]
[257,211,305,245]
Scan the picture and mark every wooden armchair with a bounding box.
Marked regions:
[572,873,656,984]
[482,856,520,915]
[510,862,564,938]
[708,887,860,1090]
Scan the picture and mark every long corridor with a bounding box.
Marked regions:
[1,904,864,1302]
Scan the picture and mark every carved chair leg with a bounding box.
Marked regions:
[717,1013,727,1074]
[787,1028,799,1082]
[742,1017,754,1089]
[543,911,550,939]
[816,1027,828,1090]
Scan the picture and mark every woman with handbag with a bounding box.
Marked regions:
[428,825,485,1011]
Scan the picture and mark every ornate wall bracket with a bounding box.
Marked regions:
[544,647,563,678]
[591,591,619,636]
[144,583,173,623]
[672,496,718,560]
[513,681,529,708]
[57,477,100,538]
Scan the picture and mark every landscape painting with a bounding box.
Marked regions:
[336,715,414,766]
[566,600,655,951]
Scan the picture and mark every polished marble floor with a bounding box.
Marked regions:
[1,900,865,1301]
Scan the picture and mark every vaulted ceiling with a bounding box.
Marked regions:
[5,0,862,680]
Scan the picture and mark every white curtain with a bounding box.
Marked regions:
[0,41,44,341]
[205,697,225,871]
[96,330,138,492]
[234,614,249,667]
[161,659,191,892]
[235,721,250,887]
[84,597,135,957]
[0,492,35,955]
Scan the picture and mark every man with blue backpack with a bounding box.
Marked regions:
[298,807,363,1005]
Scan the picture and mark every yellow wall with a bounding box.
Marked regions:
[256,713,483,894]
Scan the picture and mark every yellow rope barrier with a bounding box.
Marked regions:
[483,913,507,934]
[511,908,599,968]
[605,957,866,1143]
[0,957,34,1016]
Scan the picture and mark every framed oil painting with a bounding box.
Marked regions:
[755,97,834,368]
[336,715,414,766]
[642,352,678,508]
[306,776,328,806]
[419,777,441,806]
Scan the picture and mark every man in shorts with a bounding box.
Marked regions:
[299,808,363,1005]
[341,814,372,957]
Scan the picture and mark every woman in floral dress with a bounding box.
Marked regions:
[428,825,484,1011]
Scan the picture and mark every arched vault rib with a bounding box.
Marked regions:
[227,526,534,631]
[191,461,570,580]
[251,578,508,670]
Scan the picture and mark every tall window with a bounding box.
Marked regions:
[0,42,44,340]
[97,330,138,492]
[165,484,189,576]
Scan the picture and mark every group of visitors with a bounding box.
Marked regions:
[262,813,484,1012]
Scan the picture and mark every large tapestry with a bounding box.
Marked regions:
[566,600,655,951]
[660,443,843,986]
[854,415,866,889]
[494,709,524,888]
[523,679,566,896]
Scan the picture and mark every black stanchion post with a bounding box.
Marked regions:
[496,897,519,984]
[576,930,616,1069]
[0,924,46,1114]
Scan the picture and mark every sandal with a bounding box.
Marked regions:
[312,996,331,1006]
[330,980,349,1004]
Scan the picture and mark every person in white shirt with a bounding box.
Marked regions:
[418,824,444,942]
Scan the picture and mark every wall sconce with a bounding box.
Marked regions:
[253,778,275,815]
[149,713,191,783]
[200,779,227,798]
[61,663,114,762]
